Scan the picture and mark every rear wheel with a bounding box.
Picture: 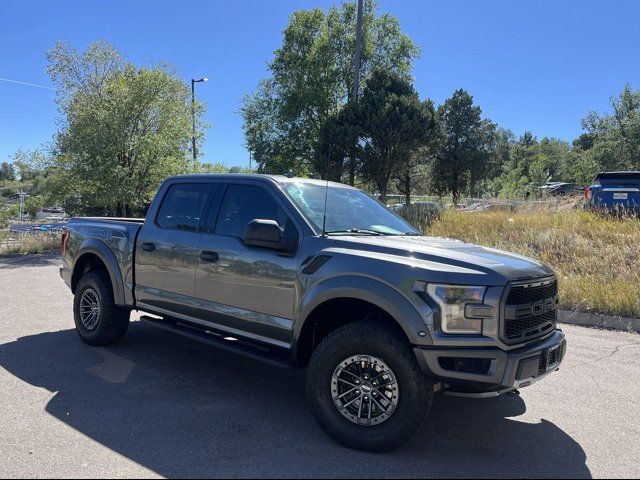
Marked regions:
[306,320,433,452]
[73,271,130,346]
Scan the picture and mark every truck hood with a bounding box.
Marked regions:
[328,235,554,286]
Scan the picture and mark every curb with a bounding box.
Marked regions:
[0,250,60,260]
[558,309,640,333]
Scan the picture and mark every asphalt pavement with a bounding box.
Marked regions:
[1,253,639,478]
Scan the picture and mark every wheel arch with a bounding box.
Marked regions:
[71,239,126,306]
[293,275,432,366]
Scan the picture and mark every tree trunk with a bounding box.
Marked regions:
[349,154,356,186]
[405,174,411,206]
[378,182,388,204]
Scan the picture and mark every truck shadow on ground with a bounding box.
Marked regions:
[0,321,591,478]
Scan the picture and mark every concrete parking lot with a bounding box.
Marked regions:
[1,254,639,479]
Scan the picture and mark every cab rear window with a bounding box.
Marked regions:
[156,183,211,231]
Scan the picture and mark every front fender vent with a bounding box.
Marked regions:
[301,255,331,275]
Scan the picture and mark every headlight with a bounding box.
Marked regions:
[426,284,487,334]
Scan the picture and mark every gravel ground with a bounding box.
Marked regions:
[1,254,639,478]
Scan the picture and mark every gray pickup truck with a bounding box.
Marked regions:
[60,174,566,452]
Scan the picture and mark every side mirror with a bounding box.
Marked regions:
[244,219,287,251]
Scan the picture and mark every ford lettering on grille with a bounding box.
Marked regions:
[502,279,559,344]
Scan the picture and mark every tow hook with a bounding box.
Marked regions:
[505,389,521,397]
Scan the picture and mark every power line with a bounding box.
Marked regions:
[0,77,56,91]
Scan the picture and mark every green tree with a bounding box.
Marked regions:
[395,149,430,206]
[242,1,419,178]
[197,162,230,174]
[487,132,572,197]
[24,195,45,217]
[0,205,10,228]
[314,102,359,181]
[428,89,495,205]
[10,149,47,181]
[46,39,205,216]
[573,84,640,181]
[228,166,254,174]
[0,162,15,182]
[482,128,514,196]
[356,69,436,202]
[394,99,439,205]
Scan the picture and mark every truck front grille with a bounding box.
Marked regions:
[502,278,558,344]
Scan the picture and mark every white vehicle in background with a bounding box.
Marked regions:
[35,207,68,222]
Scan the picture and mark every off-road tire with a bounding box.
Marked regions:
[73,270,130,346]
[306,320,433,452]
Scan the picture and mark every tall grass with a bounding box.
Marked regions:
[415,209,640,318]
[0,234,60,255]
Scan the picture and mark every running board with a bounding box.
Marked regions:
[139,315,296,369]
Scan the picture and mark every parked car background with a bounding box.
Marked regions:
[584,171,640,213]
[539,183,584,197]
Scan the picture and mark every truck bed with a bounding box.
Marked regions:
[65,217,145,306]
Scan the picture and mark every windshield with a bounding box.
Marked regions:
[282,182,419,236]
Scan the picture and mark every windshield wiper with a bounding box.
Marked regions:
[325,228,421,237]
[325,228,383,236]
[325,228,401,236]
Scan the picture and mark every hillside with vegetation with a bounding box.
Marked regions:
[422,208,640,319]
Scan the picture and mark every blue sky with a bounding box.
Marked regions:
[1,0,639,167]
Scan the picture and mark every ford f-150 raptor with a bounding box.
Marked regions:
[60,174,566,452]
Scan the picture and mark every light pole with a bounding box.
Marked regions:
[352,0,364,103]
[191,77,208,161]
[348,0,364,186]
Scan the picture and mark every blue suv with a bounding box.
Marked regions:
[584,171,640,214]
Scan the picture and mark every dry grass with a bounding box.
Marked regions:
[416,208,640,318]
[0,233,60,255]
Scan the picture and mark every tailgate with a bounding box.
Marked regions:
[600,187,640,209]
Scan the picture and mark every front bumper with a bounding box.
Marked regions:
[414,329,566,397]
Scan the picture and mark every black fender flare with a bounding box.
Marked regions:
[72,238,127,306]
[292,275,433,362]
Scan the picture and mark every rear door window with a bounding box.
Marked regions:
[156,183,211,231]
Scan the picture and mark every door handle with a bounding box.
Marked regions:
[140,242,156,253]
[199,250,219,263]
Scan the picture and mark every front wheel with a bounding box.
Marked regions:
[73,271,130,346]
[306,320,433,452]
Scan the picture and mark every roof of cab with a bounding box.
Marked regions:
[167,173,356,189]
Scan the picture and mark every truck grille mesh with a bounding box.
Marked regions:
[506,280,558,305]
[503,279,558,344]
[505,310,557,341]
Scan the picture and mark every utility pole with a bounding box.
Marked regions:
[191,77,208,161]
[349,0,364,186]
[17,190,28,222]
[352,0,364,103]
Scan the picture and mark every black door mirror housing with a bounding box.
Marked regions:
[244,219,287,251]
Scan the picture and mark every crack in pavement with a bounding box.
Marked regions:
[567,342,640,370]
